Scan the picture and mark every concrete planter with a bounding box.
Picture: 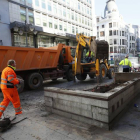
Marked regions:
[44,75,140,130]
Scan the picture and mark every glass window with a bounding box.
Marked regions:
[35,13,41,25]
[42,0,46,9]
[71,11,74,20]
[20,0,25,5]
[109,39,112,45]
[79,16,81,23]
[35,0,39,7]
[38,35,50,47]
[96,18,99,22]
[102,25,104,28]
[42,17,47,27]
[78,2,80,10]
[109,30,112,36]
[114,39,117,44]
[53,4,57,14]
[114,46,117,53]
[122,31,124,36]
[28,10,34,24]
[72,26,75,34]
[20,7,26,22]
[114,30,116,35]
[100,31,105,36]
[48,2,52,11]
[85,18,87,25]
[67,9,70,19]
[113,22,116,27]
[63,8,66,17]
[59,22,63,30]
[58,5,62,16]
[82,16,84,24]
[48,17,53,28]
[76,27,78,34]
[54,19,58,29]
[75,13,77,21]
[110,47,113,53]
[68,24,71,33]
[27,0,32,6]
[109,23,112,28]
[64,23,67,32]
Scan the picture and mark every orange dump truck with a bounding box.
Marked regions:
[0,44,75,92]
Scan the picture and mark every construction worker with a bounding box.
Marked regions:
[85,50,95,63]
[119,55,132,72]
[0,60,22,119]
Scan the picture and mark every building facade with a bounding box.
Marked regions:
[0,0,96,48]
[96,0,139,63]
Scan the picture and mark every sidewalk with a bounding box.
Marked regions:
[0,94,140,140]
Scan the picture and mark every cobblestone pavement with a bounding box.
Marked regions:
[0,77,140,140]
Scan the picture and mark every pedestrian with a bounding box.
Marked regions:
[85,50,95,63]
[119,55,132,72]
[0,59,22,119]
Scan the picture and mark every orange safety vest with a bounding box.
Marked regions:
[1,66,19,89]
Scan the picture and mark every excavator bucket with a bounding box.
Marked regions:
[89,37,97,58]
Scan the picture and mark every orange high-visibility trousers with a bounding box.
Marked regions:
[0,88,22,118]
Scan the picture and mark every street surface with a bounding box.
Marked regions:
[0,77,140,140]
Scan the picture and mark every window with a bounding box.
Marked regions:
[76,27,78,34]
[20,7,26,22]
[48,17,52,28]
[67,9,70,19]
[20,0,25,4]
[53,4,57,14]
[114,39,117,44]
[120,39,121,45]
[27,0,32,6]
[48,2,52,11]
[113,22,116,27]
[120,31,121,36]
[96,18,99,22]
[71,11,74,20]
[100,31,105,36]
[78,2,80,10]
[109,30,112,36]
[114,46,117,53]
[82,16,84,24]
[122,31,124,36]
[28,10,34,24]
[35,13,41,25]
[42,0,46,9]
[109,39,112,45]
[63,8,66,17]
[109,23,112,28]
[97,26,99,30]
[42,16,47,27]
[59,22,63,30]
[102,25,104,28]
[75,14,77,21]
[113,30,116,35]
[97,32,99,37]
[54,20,58,29]
[72,26,75,34]
[130,36,131,40]
[85,18,87,25]
[64,23,67,32]
[122,39,125,45]
[68,24,71,33]
[35,0,39,7]
[58,5,62,16]
[110,47,113,53]
[79,16,81,23]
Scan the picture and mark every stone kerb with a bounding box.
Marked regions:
[44,77,140,129]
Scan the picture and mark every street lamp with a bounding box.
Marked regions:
[14,20,38,47]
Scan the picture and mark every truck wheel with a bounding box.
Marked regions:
[27,73,43,90]
[89,73,95,79]
[99,64,107,82]
[76,74,87,81]
[66,69,74,81]
[17,75,24,93]
[108,68,115,79]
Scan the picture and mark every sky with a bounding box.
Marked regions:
[95,0,140,25]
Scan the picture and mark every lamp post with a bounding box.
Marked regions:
[25,20,28,47]
[14,21,37,47]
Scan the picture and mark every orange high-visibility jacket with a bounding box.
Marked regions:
[1,66,19,89]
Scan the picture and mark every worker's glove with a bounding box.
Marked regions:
[17,78,24,84]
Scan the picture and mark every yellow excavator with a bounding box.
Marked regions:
[72,34,114,82]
